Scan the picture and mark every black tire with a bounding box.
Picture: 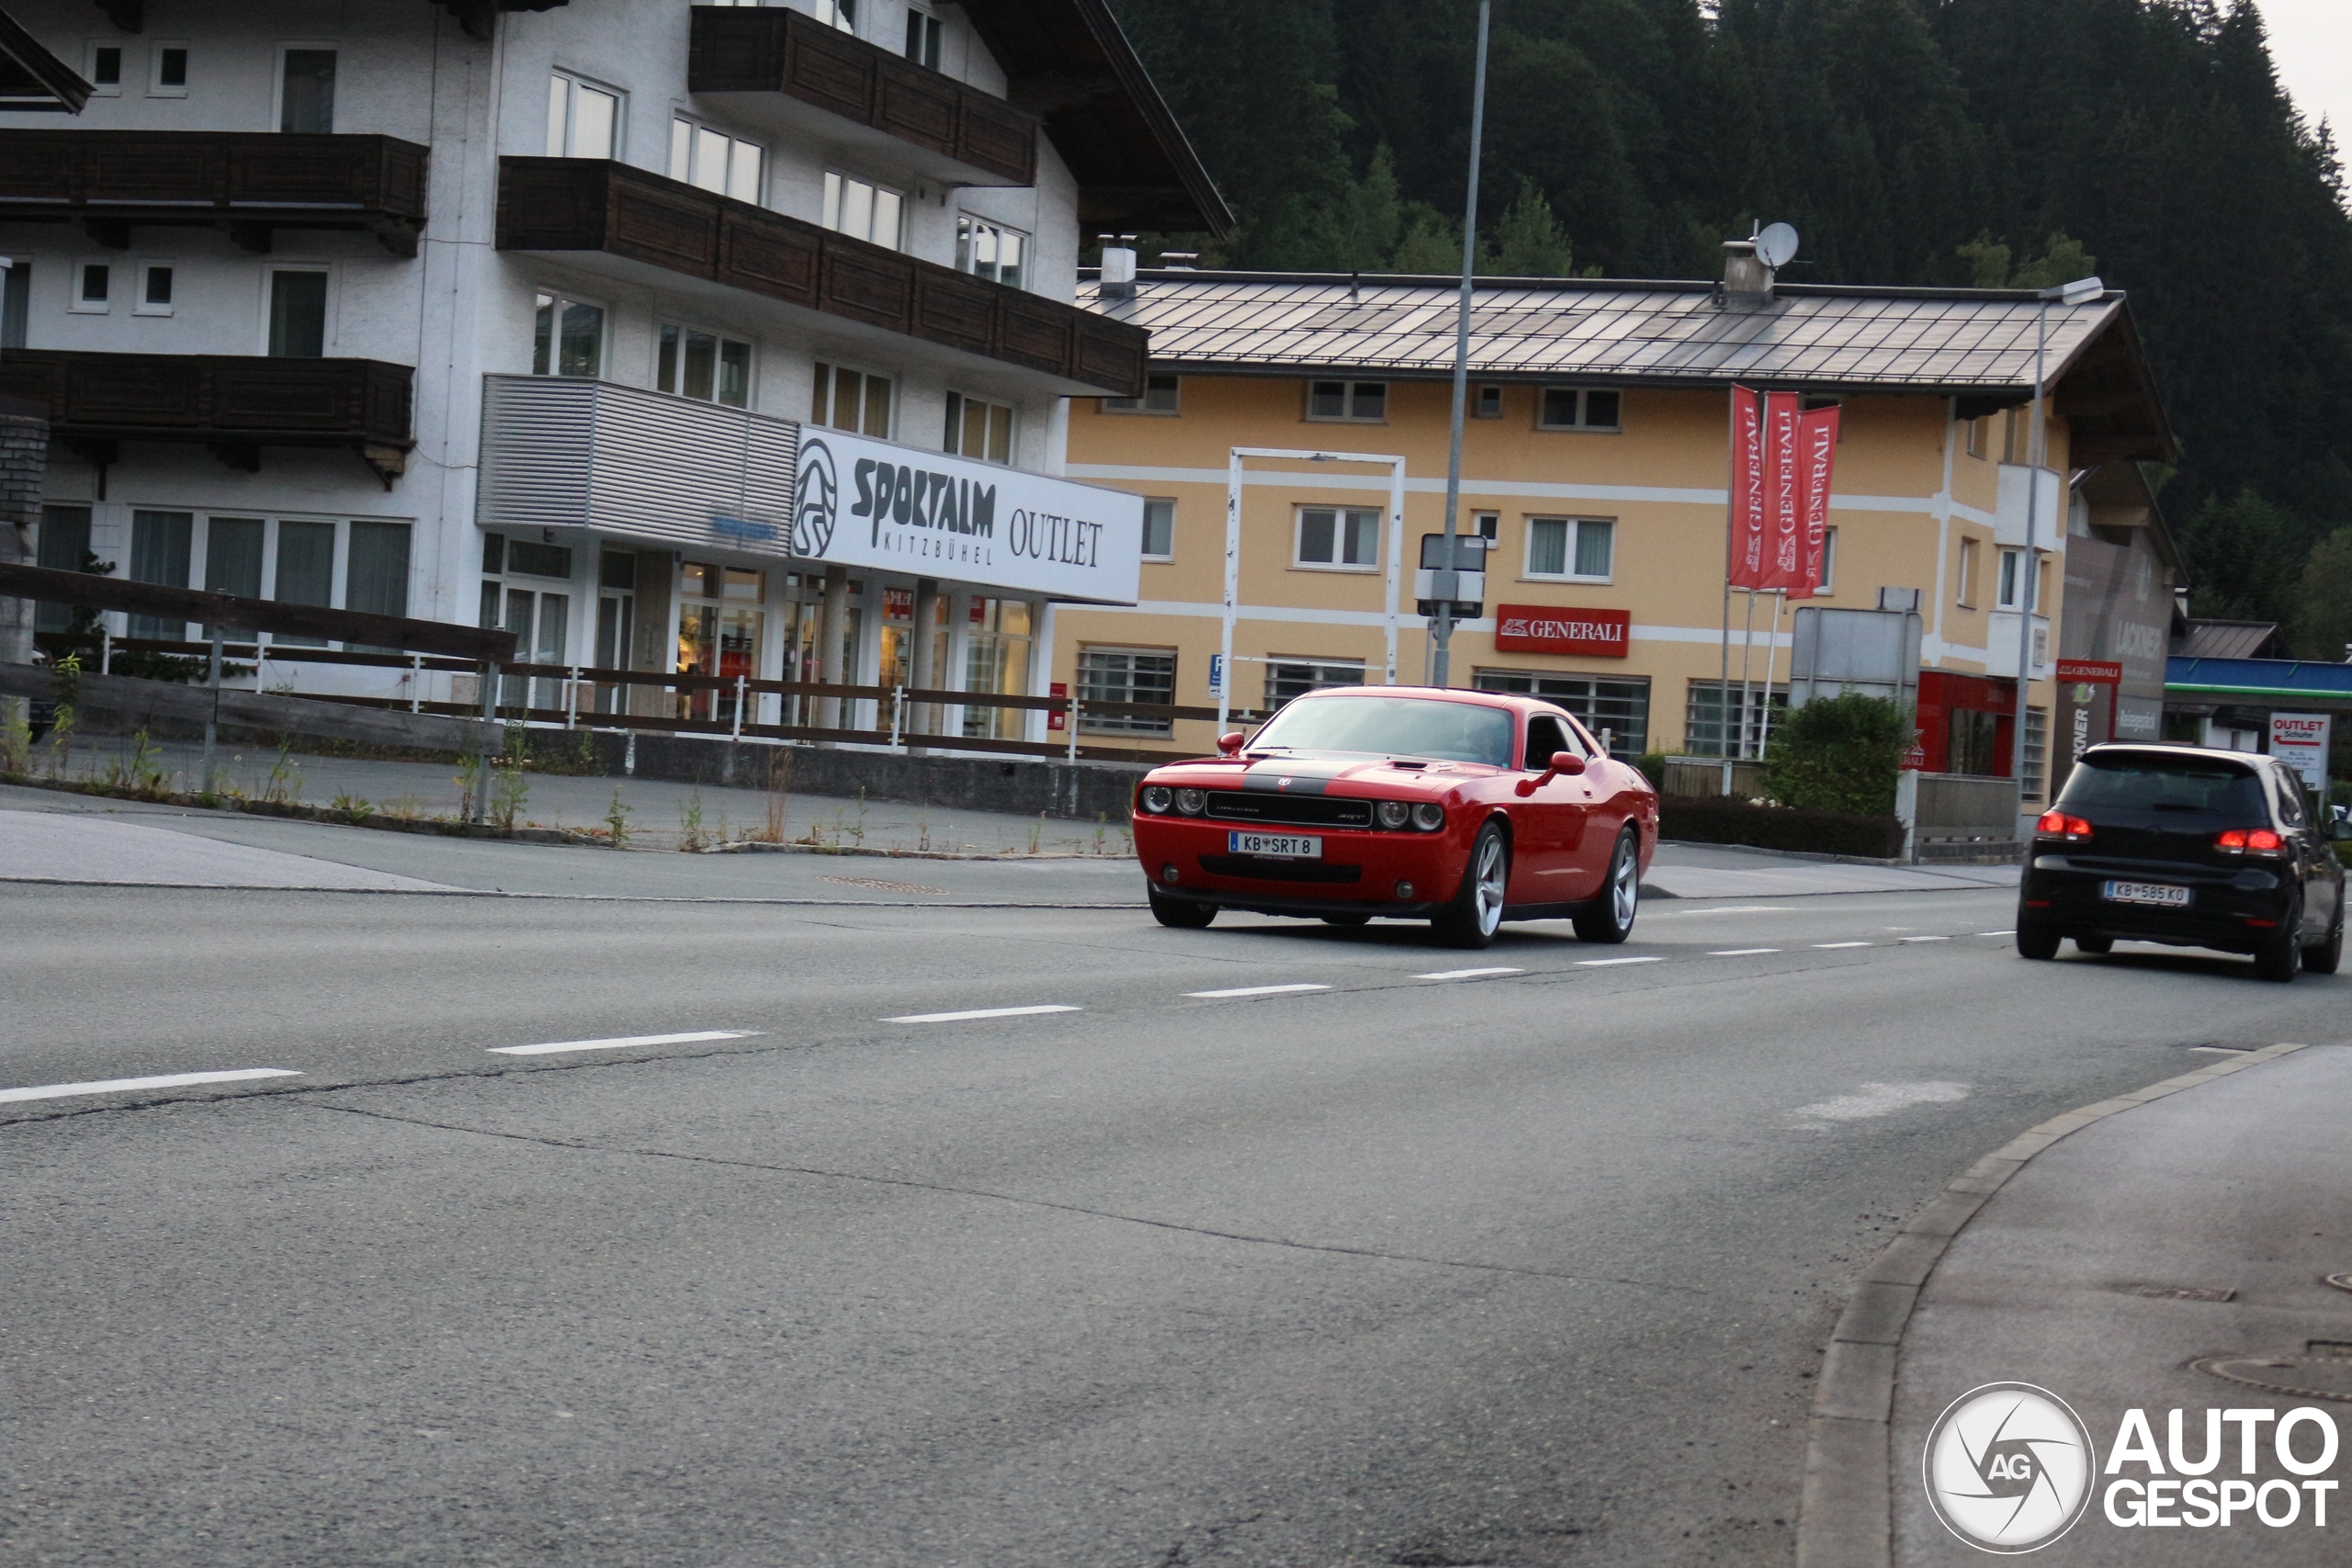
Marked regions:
[2017,922,2061,961]
[1430,820,1509,950]
[2255,898,2302,983]
[1320,913,1371,927]
[1148,886,1216,930]
[2303,911,2344,976]
[1572,828,1641,944]
[2074,934,2113,954]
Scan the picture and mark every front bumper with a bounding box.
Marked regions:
[1134,816,1468,917]
[2019,854,2293,953]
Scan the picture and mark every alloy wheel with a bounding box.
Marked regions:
[1475,834,1506,935]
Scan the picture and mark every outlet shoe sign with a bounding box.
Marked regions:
[792,429,1143,605]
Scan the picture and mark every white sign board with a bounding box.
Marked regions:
[791,429,1142,605]
[2270,711,2332,794]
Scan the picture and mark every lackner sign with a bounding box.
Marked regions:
[791,428,1143,605]
[1493,604,1631,659]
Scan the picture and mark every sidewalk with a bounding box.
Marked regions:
[1643,840,2020,899]
[1886,1043,2352,1564]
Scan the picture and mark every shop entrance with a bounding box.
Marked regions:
[677,563,764,724]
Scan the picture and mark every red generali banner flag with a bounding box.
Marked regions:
[1790,404,1841,601]
[1729,386,1770,589]
[1763,389,1804,592]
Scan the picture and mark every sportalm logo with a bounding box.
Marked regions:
[793,438,838,558]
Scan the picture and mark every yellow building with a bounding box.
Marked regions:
[1052,252,2174,803]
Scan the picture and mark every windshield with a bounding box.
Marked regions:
[2059,753,2268,818]
[1250,694,1515,767]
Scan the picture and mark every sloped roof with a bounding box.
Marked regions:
[1085,268,2174,460]
[2177,621,2290,660]
[0,7,89,111]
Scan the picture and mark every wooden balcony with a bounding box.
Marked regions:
[0,350,414,485]
[496,157,1147,397]
[0,130,429,256]
[687,6,1035,187]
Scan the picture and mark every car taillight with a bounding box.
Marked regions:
[2035,810,2093,841]
[2216,827,2285,856]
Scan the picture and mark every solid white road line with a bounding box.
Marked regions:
[0,1068,300,1105]
[1978,930,2016,937]
[1184,983,1331,998]
[883,1005,1082,1023]
[1814,942,1874,949]
[1415,966,1525,980]
[1897,936,1952,943]
[1708,948,1781,956]
[1577,956,1664,967]
[489,1031,756,1056]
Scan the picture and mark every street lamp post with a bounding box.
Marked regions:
[2012,276,2105,807]
[1430,0,1492,690]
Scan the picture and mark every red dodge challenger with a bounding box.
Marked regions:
[1132,686,1660,948]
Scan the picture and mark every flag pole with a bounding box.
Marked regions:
[1758,590,1784,759]
[1720,386,1737,789]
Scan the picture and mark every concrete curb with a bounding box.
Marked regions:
[1792,1039,2316,1568]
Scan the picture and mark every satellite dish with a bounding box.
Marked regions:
[1756,222,1800,270]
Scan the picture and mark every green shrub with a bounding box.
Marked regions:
[1631,751,1668,793]
[1760,692,1913,815]
[1658,795,1905,859]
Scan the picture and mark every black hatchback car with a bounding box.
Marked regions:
[2018,743,2346,980]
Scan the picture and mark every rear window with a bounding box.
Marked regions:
[2059,753,2268,819]
[1250,694,1515,767]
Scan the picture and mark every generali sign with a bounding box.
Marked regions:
[791,429,1143,604]
[1493,604,1631,658]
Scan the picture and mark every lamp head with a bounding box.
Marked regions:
[2043,276,2104,306]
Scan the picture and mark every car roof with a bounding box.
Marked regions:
[1288,685,1554,716]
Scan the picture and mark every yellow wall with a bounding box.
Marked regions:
[1057,376,2066,767]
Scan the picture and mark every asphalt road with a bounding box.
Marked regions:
[5,843,2344,1566]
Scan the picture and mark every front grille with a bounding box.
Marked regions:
[1199,855,1363,884]
[1204,793,1374,829]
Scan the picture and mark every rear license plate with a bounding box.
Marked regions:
[1228,831,1321,860]
[2102,880,2191,908]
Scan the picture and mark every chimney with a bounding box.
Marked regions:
[1722,238,1773,307]
[1098,233,1138,299]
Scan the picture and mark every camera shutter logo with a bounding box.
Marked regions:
[793,438,838,558]
[1924,1382,2097,1552]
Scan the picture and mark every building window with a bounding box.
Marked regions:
[1525,516,1613,581]
[547,72,621,159]
[955,215,1024,288]
[278,48,336,133]
[1684,681,1786,760]
[823,172,902,249]
[1965,415,1988,458]
[905,5,941,67]
[944,392,1012,463]
[1102,373,1178,414]
[149,41,188,97]
[128,510,193,640]
[134,262,174,317]
[2022,707,2049,802]
[1474,384,1503,419]
[70,260,109,313]
[1956,536,1978,607]
[532,292,604,378]
[1295,506,1380,570]
[1140,497,1174,561]
[658,323,751,407]
[85,43,121,95]
[811,0,858,32]
[1,262,24,348]
[1538,386,1621,430]
[1077,647,1176,736]
[812,362,891,435]
[669,118,763,202]
[35,503,92,633]
[346,521,412,619]
[1817,525,1838,595]
[1266,659,1364,710]
[266,269,328,357]
[1476,671,1651,756]
[1997,547,2041,610]
[1472,511,1499,543]
[1306,380,1385,422]
[963,596,1034,740]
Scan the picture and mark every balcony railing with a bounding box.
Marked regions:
[495,157,1147,396]
[0,349,414,484]
[687,6,1036,186]
[0,130,429,255]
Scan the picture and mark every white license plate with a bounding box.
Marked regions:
[2102,880,2191,908]
[1228,831,1321,860]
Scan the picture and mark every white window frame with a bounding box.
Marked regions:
[1293,505,1382,573]
[1997,547,2041,611]
[809,0,859,34]
[811,359,894,438]
[69,257,112,313]
[822,171,903,249]
[547,70,624,160]
[148,39,188,98]
[669,115,764,203]
[955,214,1026,288]
[273,42,336,134]
[1956,536,1979,608]
[133,259,175,317]
[1816,525,1837,596]
[1139,497,1175,562]
[84,39,123,96]
[1075,645,1177,737]
[944,390,1014,465]
[1537,385,1622,432]
[1305,379,1386,423]
[261,265,334,356]
[532,288,607,378]
[905,4,943,68]
[1522,515,1615,584]
[1102,373,1179,415]
[657,321,753,407]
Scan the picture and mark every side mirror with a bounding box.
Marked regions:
[1516,750,1587,795]
[1216,731,1245,757]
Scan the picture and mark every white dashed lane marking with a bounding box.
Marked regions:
[1898,936,1952,943]
[883,1005,1082,1023]
[490,1031,756,1056]
[0,1068,301,1104]
[1708,948,1781,956]
[1185,984,1331,999]
[1577,956,1664,967]
[1814,942,1874,950]
[1415,967,1525,981]
[1979,930,2017,937]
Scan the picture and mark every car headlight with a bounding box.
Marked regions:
[1377,800,1410,829]
[1175,788,1206,815]
[1412,802,1445,831]
[1141,784,1172,814]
